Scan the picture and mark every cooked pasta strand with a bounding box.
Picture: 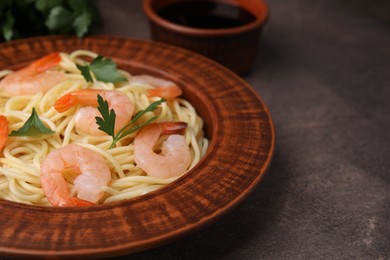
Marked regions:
[0,50,208,206]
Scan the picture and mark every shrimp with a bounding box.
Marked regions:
[40,144,111,207]
[134,122,191,179]
[0,53,66,96]
[129,75,182,99]
[0,115,9,151]
[54,89,134,136]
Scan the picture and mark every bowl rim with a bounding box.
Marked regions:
[143,0,269,37]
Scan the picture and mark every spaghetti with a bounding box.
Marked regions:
[0,50,208,206]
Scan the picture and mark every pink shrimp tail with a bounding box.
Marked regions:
[54,89,102,113]
[147,86,182,99]
[31,52,62,73]
[0,116,9,151]
[159,122,188,135]
[54,93,78,113]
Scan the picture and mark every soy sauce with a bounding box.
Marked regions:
[157,1,256,29]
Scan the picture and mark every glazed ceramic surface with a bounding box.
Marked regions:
[0,35,274,259]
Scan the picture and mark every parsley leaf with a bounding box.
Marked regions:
[77,55,128,83]
[76,64,93,82]
[73,9,91,38]
[95,94,116,137]
[9,108,55,136]
[0,0,98,42]
[45,6,73,33]
[35,0,62,14]
[69,0,94,37]
[2,10,14,42]
[95,95,166,149]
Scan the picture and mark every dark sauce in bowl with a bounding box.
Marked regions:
[157,1,257,29]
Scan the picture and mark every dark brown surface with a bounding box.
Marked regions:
[102,1,390,259]
[144,0,268,74]
[0,36,274,258]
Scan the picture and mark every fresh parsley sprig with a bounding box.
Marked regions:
[77,55,128,83]
[95,95,166,149]
[0,0,98,42]
[9,108,55,136]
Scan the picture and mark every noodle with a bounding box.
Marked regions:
[0,50,208,206]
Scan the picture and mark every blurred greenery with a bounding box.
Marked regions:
[0,0,98,42]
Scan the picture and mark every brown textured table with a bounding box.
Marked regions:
[94,1,390,259]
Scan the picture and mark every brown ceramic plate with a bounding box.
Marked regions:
[0,35,274,259]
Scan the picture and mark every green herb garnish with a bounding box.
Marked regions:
[0,0,98,42]
[9,108,55,136]
[77,55,128,83]
[95,95,166,149]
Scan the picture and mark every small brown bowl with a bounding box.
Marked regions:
[143,0,269,75]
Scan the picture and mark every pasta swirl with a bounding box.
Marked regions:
[0,50,208,206]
